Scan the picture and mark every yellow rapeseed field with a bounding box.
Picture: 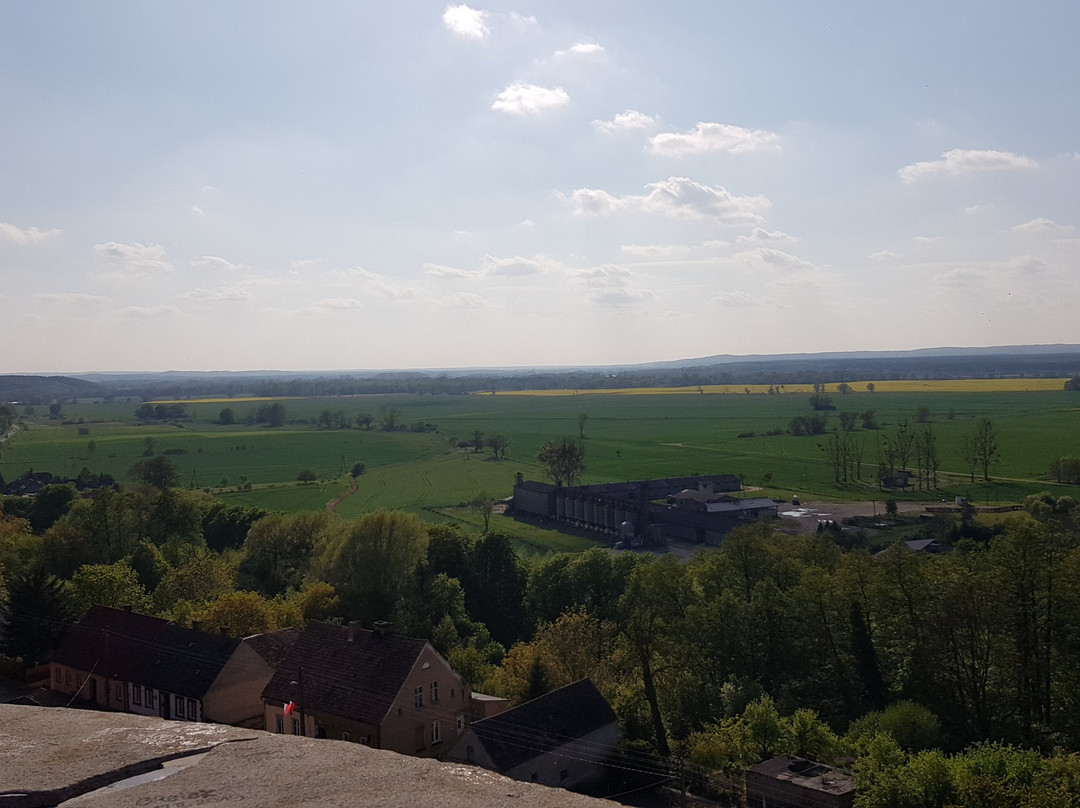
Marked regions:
[493,378,1069,396]
[148,396,298,405]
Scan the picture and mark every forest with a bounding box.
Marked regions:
[3,469,1080,806]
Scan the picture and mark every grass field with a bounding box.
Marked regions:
[495,379,1071,395]
[4,389,1080,533]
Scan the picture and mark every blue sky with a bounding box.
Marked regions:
[2,1,1078,373]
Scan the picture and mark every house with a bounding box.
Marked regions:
[3,470,54,496]
[446,679,618,794]
[50,605,277,727]
[261,620,471,757]
[745,755,855,808]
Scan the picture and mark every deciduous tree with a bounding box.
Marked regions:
[537,437,585,487]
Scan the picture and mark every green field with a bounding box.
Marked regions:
[4,390,1080,523]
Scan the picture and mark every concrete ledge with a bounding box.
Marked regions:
[1,706,617,808]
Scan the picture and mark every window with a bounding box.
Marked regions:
[414,686,423,708]
[292,718,302,736]
[431,720,441,745]
[466,745,475,763]
[133,687,142,706]
[359,735,369,746]
[54,667,61,682]
[456,714,465,735]
[316,725,326,739]
[450,687,455,698]
[115,684,123,700]
[342,732,351,742]
[530,773,537,782]
[145,686,153,706]
[187,698,197,720]
[276,716,284,734]
[66,670,72,685]
[430,680,439,703]
[175,696,185,718]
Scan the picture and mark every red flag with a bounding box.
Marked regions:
[284,701,295,717]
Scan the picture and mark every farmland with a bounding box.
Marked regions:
[4,387,1080,529]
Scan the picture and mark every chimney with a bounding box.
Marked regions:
[347,621,361,642]
[373,620,393,637]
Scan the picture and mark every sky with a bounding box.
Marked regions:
[2,1,1079,374]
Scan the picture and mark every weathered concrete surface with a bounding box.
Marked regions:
[0,706,618,808]
[0,705,262,807]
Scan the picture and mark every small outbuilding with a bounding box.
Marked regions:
[745,755,855,808]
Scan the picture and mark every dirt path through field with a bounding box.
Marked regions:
[326,477,358,515]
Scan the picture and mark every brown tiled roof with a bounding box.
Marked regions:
[261,622,427,726]
[131,623,239,700]
[470,679,617,772]
[243,627,301,670]
[53,606,170,683]
[53,606,241,700]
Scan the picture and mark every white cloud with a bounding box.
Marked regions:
[520,219,534,228]
[933,268,983,290]
[736,227,796,244]
[1011,218,1073,234]
[510,11,537,26]
[183,286,253,301]
[589,287,656,307]
[372,283,420,300]
[482,254,550,276]
[914,235,944,243]
[0,222,62,246]
[554,42,605,60]
[94,241,173,273]
[34,293,111,306]
[713,291,758,307]
[1001,254,1046,274]
[191,205,205,217]
[312,298,363,310]
[869,250,899,260]
[422,263,482,279]
[756,248,813,271]
[121,305,181,317]
[443,4,488,39]
[647,122,780,157]
[620,242,693,258]
[492,83,569,115]
[572,177,770,225]
[592,110,659,135]
[439,292,488,308]
[730,247,814,273]
[190,255,246,272]
[898,148,1038,182]
[573,264,633,287]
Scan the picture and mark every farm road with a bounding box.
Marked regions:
[325,477,358,515]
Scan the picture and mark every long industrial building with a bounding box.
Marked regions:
[512,474,777,547]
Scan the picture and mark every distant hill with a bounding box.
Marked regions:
[0,375,101,403]
[49,345,1080,398]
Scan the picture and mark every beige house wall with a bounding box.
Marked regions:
[49,664,127,712]
[203,643,274,727]
[378,643,471,757]
[264,703,379,744]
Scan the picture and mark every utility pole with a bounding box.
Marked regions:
[298,666,306,736]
